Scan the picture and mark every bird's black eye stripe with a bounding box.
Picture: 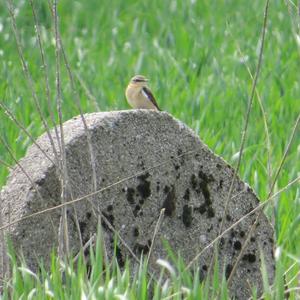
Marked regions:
[133,79,145,82]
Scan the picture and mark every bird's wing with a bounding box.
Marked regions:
[142,87,160,110]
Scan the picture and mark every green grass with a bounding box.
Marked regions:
[2,234,232,300]
[0,0,299,298]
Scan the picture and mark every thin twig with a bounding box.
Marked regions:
[218,0,269,240]
[46,0,99,233]
[52,0,70,258]
[268,113,300,199]
[73,234,96,263]
[59,38,98,209]
[283,262,297,278]
[146,208,165,267]
[286,269,300,288]
[0,186,6,284]
[6,0,59,169]
[29,0,60,165]
[208,0,270,284]
[229,26,272,194]
[48,0,98,210]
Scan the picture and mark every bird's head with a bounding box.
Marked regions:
[129,75,149,87]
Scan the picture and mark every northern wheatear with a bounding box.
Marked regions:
[125,75,160,110]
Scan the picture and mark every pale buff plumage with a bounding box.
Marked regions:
[125,75,160,110]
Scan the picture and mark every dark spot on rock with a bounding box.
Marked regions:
[35,177,45,186]
[134,242,149,254]
[182,205,193,227]
[219,179,223,189]
[230,230,235,238]
[134,204,141,213]
[138,173,149,180]
[139,199,144,205]
[107,205,113,212]
[147,239,152,247]
[199,181,211,204]
[202,265,208,271]
[226,214,231,221]
[137,173,151,199]
[83,243,90,258]
[107,214,114,227]
[162,186,176,217]
[115,245,124,267]
[218,217,222,222]
[170,155,174,159]
[225,264,232,279]
[269,238,273,244]
[220,237,225,249]
[138,159,145,170]
[234,240,242,250]
[247,269,251,273]
[174,164,180,171]
[216,163,222,170]
[177,149,182,156]
[198,170,214,205]
[195,204,206,214]
[133,227,139,237]
[207,224,213,232]
[190,174,197,190]
[242,253,256,263]
[207,207,215,218]
[183,189,190,201]
[250,237,256,243]
[164,185,170,194]
[101,211,114,229]
[86,212,92,220]
[126,188,135,204]
[156,181,160,192]
[198,170,214,182]
[240,231,245,238]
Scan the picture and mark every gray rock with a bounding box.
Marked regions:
[0,110,274,298]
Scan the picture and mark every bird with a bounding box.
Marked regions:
[125,75,160,110]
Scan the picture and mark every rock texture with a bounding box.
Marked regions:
[0,110,274,298]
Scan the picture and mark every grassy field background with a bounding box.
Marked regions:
[0,0,299,298]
